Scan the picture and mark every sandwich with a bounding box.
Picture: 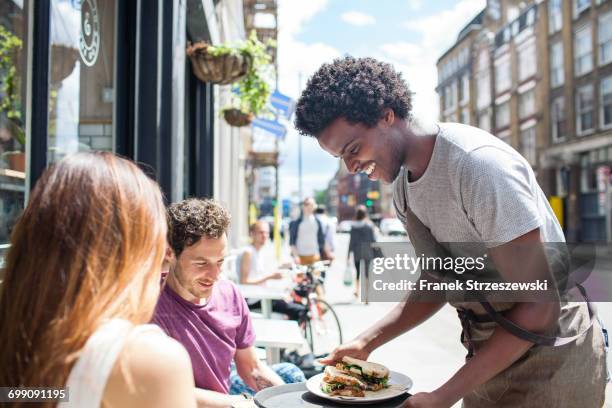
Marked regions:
[320,366,366,397]
[335,356,390,391]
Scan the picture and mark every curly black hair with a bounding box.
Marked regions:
[167,198,231,256]
[294,56,413,137]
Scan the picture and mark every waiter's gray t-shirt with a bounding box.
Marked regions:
[392,123,565,248]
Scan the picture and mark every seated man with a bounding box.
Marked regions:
[153,198,305,407]
[240,221,306,321]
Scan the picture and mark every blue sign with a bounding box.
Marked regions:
[269,90,295,119]
[252,118,287,139]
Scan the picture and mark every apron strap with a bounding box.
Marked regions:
[477,284,596,347]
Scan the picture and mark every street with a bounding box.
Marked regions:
[321,232,612,407]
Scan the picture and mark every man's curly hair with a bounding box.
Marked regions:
[167,198,231,256]
[294,56,413,137]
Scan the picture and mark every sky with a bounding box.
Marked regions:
[274,0,486,201]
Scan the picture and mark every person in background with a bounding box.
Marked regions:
[315,204,336,261]
[348,205,377,299]
[0,152,196,408]
[289,197,326,265]
[153,199,304,407]
[240,221,306,321]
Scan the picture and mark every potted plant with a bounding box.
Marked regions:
[0,24,25,172]
[222,32,274,127]
[186,40,252,85]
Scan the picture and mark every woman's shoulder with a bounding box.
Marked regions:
[104,324,195,407]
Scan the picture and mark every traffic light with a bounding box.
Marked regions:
[365,199,373,207]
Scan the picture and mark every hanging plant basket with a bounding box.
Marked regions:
[186,42,251,85]
[223,108,253,127]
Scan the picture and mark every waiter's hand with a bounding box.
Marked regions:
[402,392,450,408]
[318,338,370,365]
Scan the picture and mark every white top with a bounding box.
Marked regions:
[58,319,165,408]
[317,214,336,251]
[296,215,319,256]
[242,245,267,283]
[393,122,565,249]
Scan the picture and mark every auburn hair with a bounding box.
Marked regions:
[0,152,167,405]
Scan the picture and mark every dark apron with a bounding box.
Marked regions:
[393,169,607,408]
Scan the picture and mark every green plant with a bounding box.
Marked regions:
[0,24,24,146]
[210,31,275,117]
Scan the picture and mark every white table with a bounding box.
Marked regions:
[237,284,288,318]
[252,319,305,364]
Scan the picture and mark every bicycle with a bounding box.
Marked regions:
[290,261,343,359]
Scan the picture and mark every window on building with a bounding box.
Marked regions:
[519,89,535,119]
[0,0,28,250]
[550,41,564,88]
[520,126,537,166]
[574,0,590,18]
[599,12,612,66]
[601,76,612,128]
[574,24,593,76]
[460,107,470,124]
[478,110,491,132]
[551,96,566,142]
[576,85,594,135]
[494,54,511,94]
[444,82,456,111]
[498,130,511,146]
[495,101,510,129]
[549,0,562,34]
[460,74,469,104]
[518,40,536,82]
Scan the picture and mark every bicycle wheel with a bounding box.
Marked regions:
[306,299,343,358]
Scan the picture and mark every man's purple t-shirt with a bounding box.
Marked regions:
[152,280,255,393]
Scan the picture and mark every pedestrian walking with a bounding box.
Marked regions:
[348,205,377,299]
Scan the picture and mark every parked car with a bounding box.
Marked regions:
[380,218,407,236]
[337,220,353,234]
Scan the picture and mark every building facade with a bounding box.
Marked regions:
[0,0,265,261]
[436,0,612,242]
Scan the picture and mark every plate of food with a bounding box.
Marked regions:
[306,357,412,404]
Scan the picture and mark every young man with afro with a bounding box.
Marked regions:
[297,57,606,408]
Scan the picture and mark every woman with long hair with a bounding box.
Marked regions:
[0,152,196,407]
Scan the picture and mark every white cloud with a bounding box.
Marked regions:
[375,0,485,124]
[340,11,376,26]
[276,0,341,198]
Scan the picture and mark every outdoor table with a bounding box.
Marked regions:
[252,319,305,364]
[254,382,410,407]
[237,284,288,318]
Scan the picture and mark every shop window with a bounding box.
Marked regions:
[0,0,28,250]
[48,0,116,164]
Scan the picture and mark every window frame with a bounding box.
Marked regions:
[550,41,564,88]
[576,84,595,136]
[548,0,563,34]
[598,11,612,66]
[600,75,612,130]
[494,53,512,94]
[495,100,510,129]
[574,24,593,76]
[551,96,566,143]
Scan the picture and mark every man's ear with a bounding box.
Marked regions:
[381,108,395,128]
[164,246,176,263]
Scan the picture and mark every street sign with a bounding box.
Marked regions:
[270,90,295,119]
[252,117,287,139]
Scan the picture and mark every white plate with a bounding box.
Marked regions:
[306,370,412,404]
